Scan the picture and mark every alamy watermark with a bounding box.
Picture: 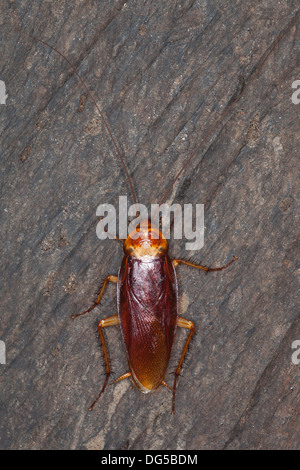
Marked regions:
[291,80,300,104]
[291,340,300,365]
[0,340,6,364]
[96,196,204,251]
[0,80,6,105]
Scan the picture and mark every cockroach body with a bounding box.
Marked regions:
[119,221,177,395]
[73,218,236,413]
[15,10,299,413]
[119,220,235,411]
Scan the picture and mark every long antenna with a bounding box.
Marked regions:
[158,11,299,207]
[14,27,138,207]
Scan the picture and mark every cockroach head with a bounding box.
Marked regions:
[123,219,169,258]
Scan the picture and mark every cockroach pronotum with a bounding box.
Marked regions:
[15,10,299,414]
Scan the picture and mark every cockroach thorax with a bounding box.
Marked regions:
[123,219,169,258]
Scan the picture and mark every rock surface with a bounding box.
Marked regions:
[0,0,299,450]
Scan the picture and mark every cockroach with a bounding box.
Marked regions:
[15,11,299,414]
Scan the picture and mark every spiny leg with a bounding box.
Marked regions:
[110,372,132,386]
[109,374,174,392]
[171,256,237,413]
[72,275,117,319]
[172,316,195,414]
[161,380,174,392]
[89,314,119,411]
[172,256,237,272]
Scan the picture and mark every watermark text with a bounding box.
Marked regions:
[96,196,204,251]
[291,340,300,365]
[0,341,6,364]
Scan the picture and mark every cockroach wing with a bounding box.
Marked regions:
[117,255,178,392]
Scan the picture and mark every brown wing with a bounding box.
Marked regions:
[117,255,178,391]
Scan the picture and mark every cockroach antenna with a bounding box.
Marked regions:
[14,26,138,208]
[13,9,299,413]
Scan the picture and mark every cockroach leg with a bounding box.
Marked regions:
[72,275,118,319]
[172,256,238,272]
[161,380,174,392]
[110,375,174,392]
[110,372,132,386]
[172,316,195,414]
[89,314,119,411]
